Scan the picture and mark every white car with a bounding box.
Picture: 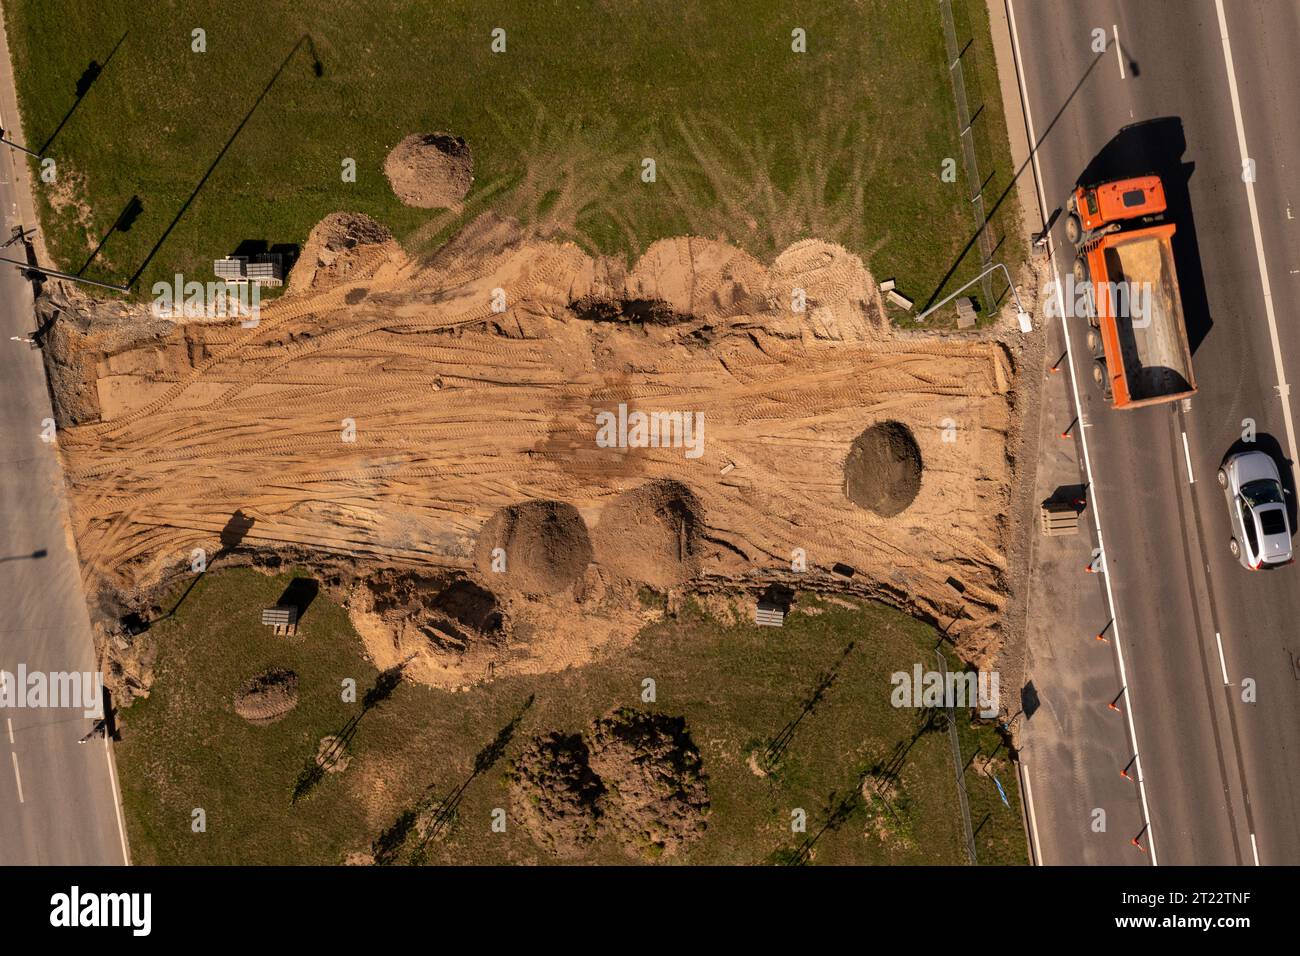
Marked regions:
[1218,451,1293,569]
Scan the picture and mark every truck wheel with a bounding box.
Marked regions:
[1229,538,1241,558]
[1217,468,1228,488]
[1065,213,1082,245]
[1091,358,1107,387]
[1085,328,1102,355]
[1073,257,1088,285]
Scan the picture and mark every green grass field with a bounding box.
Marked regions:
[113,567,1027,865]
[5,0,1022,325]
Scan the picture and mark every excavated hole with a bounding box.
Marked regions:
[843,420,922,517]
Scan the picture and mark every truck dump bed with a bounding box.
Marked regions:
[1091,223,1196,407]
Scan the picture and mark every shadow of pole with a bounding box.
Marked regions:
[761,641,855,769]
[292,663,410,805]
[920,48,1109,313]
[0,549,47,563]
[126,34,322,289]
[39,31,128,155]
[78,194,143,277]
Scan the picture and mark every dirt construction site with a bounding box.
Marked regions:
[40,197,1023,695]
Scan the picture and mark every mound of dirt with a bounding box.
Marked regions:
[587,708,709,858]
[767,238,881,341]
[843,421,923,517]
[474,500,593,596]
[594,479,703,588]
[288,212,396,295]
[511,710,709,860]
[571,237,770,323]
[384,132,474,209]
[233,669,299,724]
[510,733,606,857]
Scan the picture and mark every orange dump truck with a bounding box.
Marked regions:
[1065,175,1197,408]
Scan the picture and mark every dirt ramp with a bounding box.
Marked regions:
[474,500,593,595]
[844,421,923,517]
[384,132,474,209]
[289,212,397,294]
[234,669,299,724]
[594,480,703,588]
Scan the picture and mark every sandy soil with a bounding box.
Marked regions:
[43,210,1020,689]
[384,133,474,209]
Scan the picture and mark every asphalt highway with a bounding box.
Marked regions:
[1010,0,1300,865]
[0,22,127,864]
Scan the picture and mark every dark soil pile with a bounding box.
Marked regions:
[233,668,299,724]
[288,212,395,294]
[511,709,709,860]
[474,500,593,595]
[384,132,474,208]
[843,420,923,516]
[586,708,710,858]
[510,733,606,857]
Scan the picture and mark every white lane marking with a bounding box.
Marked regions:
[1250,831,1260,865]
[1215,631,1230,684]
[5,717,11,744]
[1113,24,1125,79]
[1020,760,1044,865]
[1215,1,1300,491]
[1182,431,1195,484]
[1008,0,1159,866]
[10,751,23,803]
[103,731,131,864]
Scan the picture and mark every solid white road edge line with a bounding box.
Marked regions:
[103,732,131,865]
[1008,0,1159,865]
[1020,760,1044,865]
[10,751,23,804]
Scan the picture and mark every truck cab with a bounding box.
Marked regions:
[1069,176,1167,237]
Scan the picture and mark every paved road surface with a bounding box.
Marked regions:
[1011,0,1300,865]
[0,15,128,865]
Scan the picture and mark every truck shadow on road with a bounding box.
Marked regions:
[1077,117,1213,356]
